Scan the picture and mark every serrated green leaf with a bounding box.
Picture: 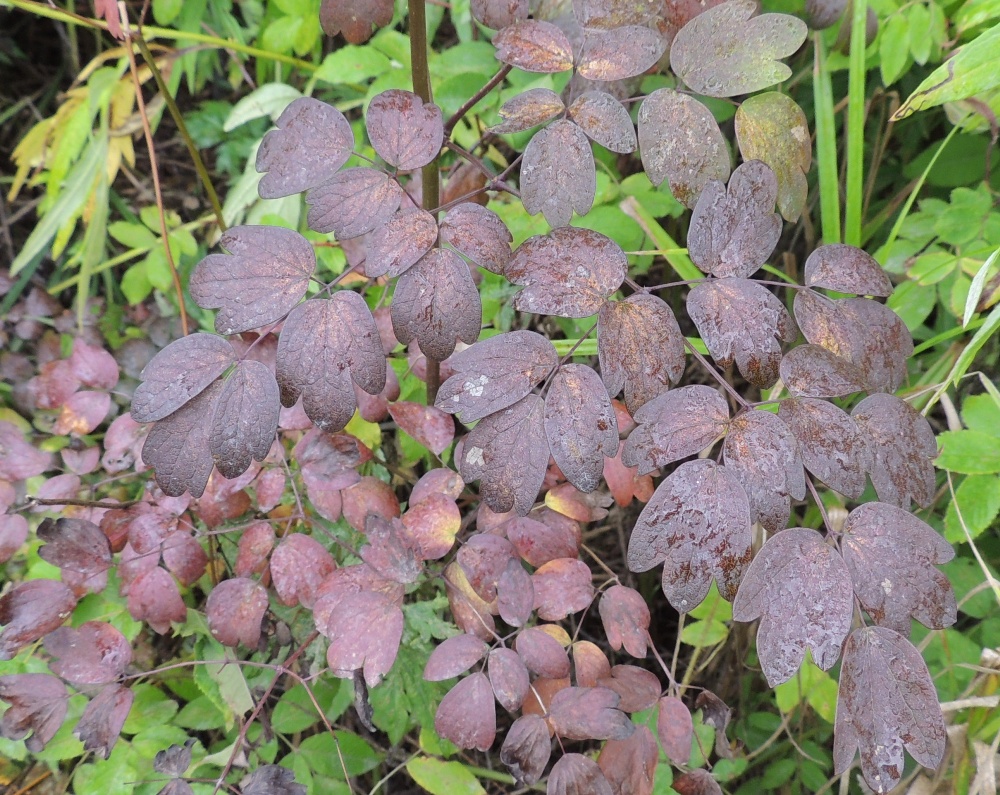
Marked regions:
[944,474,1000,541]
[938,430,1000,473]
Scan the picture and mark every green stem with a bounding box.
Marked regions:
[845,0,869,246]
[813,33,841,244]
[134,35,227,231]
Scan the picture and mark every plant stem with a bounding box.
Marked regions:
[813,33,841,244]
[845,0,869,246]
[443,64,512,135]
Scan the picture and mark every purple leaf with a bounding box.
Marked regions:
[488,647,530,711]
[359,515,422,583]
[520,120,596,228]
[599,585,650,659]
[532,558,595,621]
[424,634,489,681]
[306,167,403,240]
[127,567,186,634]
[804,244,892,296]
[319,0,391,43]
[568,90,637,153]
[780,344,868,398]
[576,26,666,81]
[628,460,751,611]
[493,21,574,73]
[834,626,946,793]
[657,696,694,766]
[497,557,534,627]
[597,724,659,795]
[271,533,336,608]
[732,528,853,686]
[44,621,131,684]
[434,672,496,751]
[439,203,513,274]
[599,665,662,712]
[0,579,77,660]
[242,764,307,795]
[0,421,53,481]
[515,626,571,678]
[365,208,438,278]
[500,714,550,785]
[548,686,634,741]
[37,517,112,584]
[490,88,565,135]
[210,361,280,479]
[457,533,516,602]
[366,89,443,170]
[548,753,614,795]
[325,590,403,687]
[0,673,68,752]
[206,577,269,648]
[74,683,133,759]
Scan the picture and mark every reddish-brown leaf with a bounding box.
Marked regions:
[568,91,637,153]
[306,167,403,240]
[424,634,489,682]
[732,528,853,686]
[573,640,612,687]
[190,226,314,335]
[209,360,280,480]
[127,567,186,634]
[792,287,862,361]
[434,672,496,751]
[366,89,443,170]
[516,626,571,678]
[500,714,551,785]
[101,414,145,475]
[574,0,661,27]
[276,294,386,433]
[234,521,275,577]
[687,161,781,278]
[508,227,626,318]
[360,515,422,583]
[670,0,807,97]
[242,764,308,795]
[444,561,497,641]
[411,467,465,505]
[687,277,797,387]
[387,401,455,457]
[506,513,580,567]
[0,421,52,481]
[0,514,29,564]
[439,202,513,274]
[75,683,133,759]
[598,724,659,795]
[839,298,913,393]
[68,339,118,389]
[37,517,112,589]
[0,673,68,752]
[780,344,868,398]
[391,248,482,361]
[778,397,870,498]
[841,503,956,635]
[256,97,353,198]
[296,429,366,492]
[621,385,729,476]
[532,558,595,621]
[270,533,336,608]
[364,208,437,278]
[44,621,130,684]
[804,244,892,296]
[497,557,534,627]
[457,534,516,602]
[520,119,596,228]
[400,492,461,560]
[599,665,661,712]
[0,579,76,660]
[206,577,269,648]
[544,482,612,523]
[319,0,392,42]
[312,563,404,632]
[341,477,400,532]
[723,409,805,533]
[490,88,565,135]
[579,26,666,82]
[629,460,751,611]
[131,334,234,424]
[834,626,946,794]
[154,739,195,778]
[598,294,686,415]
[548,686,634,740]
[638,89,730,207]
[488,647,530,711]
[326,590,403,687]
[673,769,723,795]
[460,394,549,516]
[435,330,557,422]
[657,696,694,766]
[493,20,574,73]
[599,585,650,658]
[52,391,110,436]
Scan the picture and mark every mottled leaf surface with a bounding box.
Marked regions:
[520,120,596,228]
[127,567,186,634]
[853,394,937,509]
[497,557,534,627]
[598,724,658,795]
[500,714,550,785]
[599,294,686,414]
[548,753,614,795]
[657,696,694,766]
[493,21,574,73]
[325,591,403,687]
[424,634,489,681]
[436,330,557,422]
[490,88,565,134]
[735,93,811,222]
[440,203,512,274]
[257,97,354,198]
[841,503,956,634]
[142,380,223,498]
[628,460,751,611]
[391,248,482,361]
[75,683,132,759]
[131,334,234,423]
[576,26,666,82]
[723,409,805,532]
[687,277,797,388]
[206,577,269,648]
[548,686,633,741]
[839,298,912,393]
[306,168,403,240]
[568,91,637,153]
[507,227,627,317]
[319,0,392,43]
[805,244,892,297]
[779,397,870,498]
[732,528,853,686]
[434,672,496,751]
[488,647,530,711]
[673,769,723,795]
[365,209,437,278]
[532,558,595,621]
[461,395,549,516]
[37,517,112,584]
[780,344,868,398]
[638,89,730,208]
[44,621,130,684]
[621,385,729,476]
[210,361,280,479]
[834,626,946,793]
[276,294,386,433]
[366,90,443,170]
[687,161,781,278]
[388,401,455,455]
[670,0,808,97]
[271,533,336,608]
[599,585,650,658]
[242,765,307,795]
[0,674,68,752]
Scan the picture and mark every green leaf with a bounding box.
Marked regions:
[944,474,1000,542]
[880,13,910,85]
[949,300,1000,386]
[152,0,184,25]
[962,393,1000,436]
[680,618,729,647]
[224,83,303,131]
[774,657,838,722]
[297,731,382,778]
[175,694,227,730]
[965,245,1000,326]
[262,16,303,55]
[108,220,159,250]
[908,3,932,63]
[895,22,1000,119]
[316,45,392,84]
[273,684,324,734]
[406,757,487,795]
[121,684,178,734]
[942,556,1000,618]
[937,430,1000,473]
[121,262,153,305]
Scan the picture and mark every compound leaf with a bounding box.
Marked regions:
[732,528,853,686]
[488,647,530,711]
[532,558,595,621]
[780,344,868,398]
[271,533,337,608]
[621,385,729,476]
[366,90,443,170]
[43,621,131,684]
[242,764,307,795]
[74,683,133,759]
[37,517,112,585]
[567,91,637,154]
[306,168,403,240]
[0,673,68,752]
[670,0,808,97]
[516,626,571,678]
[628,460,751,611]
[599,585,650,658]
[256,97,353,198]
[424,634,489,681]
[834,626,946,793]
[520,119,596,228]
[548,753,614,795]
[657,696,694,766]
[598,724,658,795]
[0,580,76,660]
[687,277,797,388]
[500,714,550,785]
[210,360,280,479]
